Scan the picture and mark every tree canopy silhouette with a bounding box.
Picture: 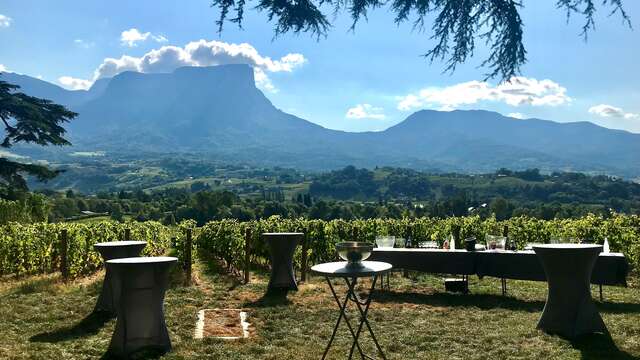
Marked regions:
[0,77,77,195]
[212,0,631,80]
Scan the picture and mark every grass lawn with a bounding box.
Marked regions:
[1,258,639,359]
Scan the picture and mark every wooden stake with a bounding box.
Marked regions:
[244,228,251,284]
[300,233,308,283]
[60,229,69,280]
[185,228,192,286]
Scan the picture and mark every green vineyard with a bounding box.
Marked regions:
[1,214,639,278]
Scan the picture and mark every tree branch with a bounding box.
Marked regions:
[211,0,631,81]
[0,77,76,193]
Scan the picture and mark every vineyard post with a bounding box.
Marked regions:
[403,224,412,279]
[124,228,131,240]
[244,228,251,284]
[300,233,308,283]
[60,229,69,280]
[185,228,192,286]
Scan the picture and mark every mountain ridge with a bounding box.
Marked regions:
[2,66,639,177]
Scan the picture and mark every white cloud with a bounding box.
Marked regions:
[397,77,571,111]
[58,76,92,90]
[95,55,141,78]
[507,112,525,119]
[65,39,306,93]
[0,64,7,72]
[346,104,386,120]
[588,104,638,120]
[0,14,12,28]
[253,68,276,92]
[74,39,95,49]
[153,34,168,43]
[0,149,28,160]
[120,28,168,47]
[121,28,150,47]
[397,94,421,112]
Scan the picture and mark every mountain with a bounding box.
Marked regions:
[1,72,110,107]
[3,66,640,177]
[380,110,640,176]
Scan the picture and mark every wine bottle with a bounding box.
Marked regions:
[504,225,515,251]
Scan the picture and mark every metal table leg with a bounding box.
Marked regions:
[323,278,365,360]
[346,276,386,360]
[464,275,469,294]
[599,284,603,302]
[378,272,390,291]
[322,275,387,360]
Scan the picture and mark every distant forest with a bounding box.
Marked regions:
[5,164,638,225]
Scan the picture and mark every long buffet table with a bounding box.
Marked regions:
[369,248,628,296]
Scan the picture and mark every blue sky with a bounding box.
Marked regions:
[1,0,639,133]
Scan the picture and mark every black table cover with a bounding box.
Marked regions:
[370,248,628,286]
[93,241,147,313]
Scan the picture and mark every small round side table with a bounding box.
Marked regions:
[311,261,392,360]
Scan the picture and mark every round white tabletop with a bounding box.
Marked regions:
[262,232,304,236]
[94,241,147,247]
[532,244,602,250]
[311,261,392,278]
[107,256,178,264]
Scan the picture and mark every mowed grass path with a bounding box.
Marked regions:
[1,258,640,360]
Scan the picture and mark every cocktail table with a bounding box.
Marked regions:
[533,244,607,338]
[106,256,177,357]
[311,261,392,360]
[94,241,147,313]
[263,233,303,291]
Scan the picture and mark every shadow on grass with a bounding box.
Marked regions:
[243,288,292,308]
[30,311,113,343]
[197,251,244,292]
[597,301,640,314]
[14,278,55,294]
[100,347,168,360]
[377,289,640,358]
[374,290,545,312]
[570,333,639,360]
[374,289,640,315]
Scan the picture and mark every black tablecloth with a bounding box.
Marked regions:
[369,249,476,275]
[369,249,628,286]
